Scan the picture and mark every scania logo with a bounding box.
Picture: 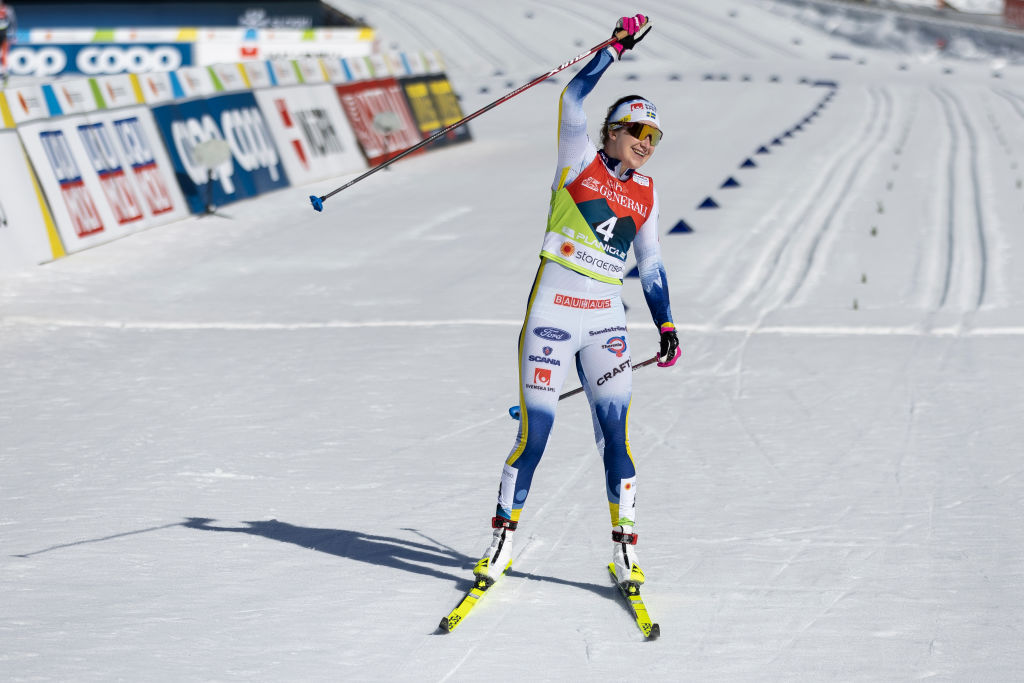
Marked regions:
[533,326,571,342]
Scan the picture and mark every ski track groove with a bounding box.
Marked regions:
[719,86,884,318]
[933,86,988,312]
[934,86,959,309]
[540,0,702,61]
[342,0,506,75]
[658,0,802,59]
[783,87,896,305]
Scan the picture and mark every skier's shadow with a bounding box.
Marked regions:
[184,517,468,584]
[184,518,611,598]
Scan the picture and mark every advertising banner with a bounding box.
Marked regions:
[254,84,367,186]
[151,91,289,214]
[136,71,179,105]
[1007,0,1024,30]
[400,75,472,149]
[4,85,51,125]
[241,61,274,90]
[19,107,189,253]
[7,43,193,78]
[93,75,145,109]
[41,80,99,116]
[0,131,63,271]
[335,78,424,166]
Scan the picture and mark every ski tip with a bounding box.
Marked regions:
[309,195,324,212]
[438,616,455,633]
[647,623,661,640]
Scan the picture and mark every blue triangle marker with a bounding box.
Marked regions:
[625,265,640,278]
[670,219,694,233]
[698,196,719,209]
[756,146,770,154]
[741,158,757,168]
[771,138,783,146]
[721,177,740,188]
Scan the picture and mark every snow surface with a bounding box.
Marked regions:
[3,0,1024,680]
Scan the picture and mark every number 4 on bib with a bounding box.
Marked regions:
[594,216,618,243]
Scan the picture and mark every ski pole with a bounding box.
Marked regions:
[508,353,661,420]
[309,27,644,212]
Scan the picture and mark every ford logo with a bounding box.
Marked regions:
[533,326,571,341]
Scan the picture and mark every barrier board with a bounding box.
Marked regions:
[335,78,423,166]
[400,75,471,150]
[254,84,367,186]
[7,43,193,78]
[0,130,64,271]
[19,107,189,253]
[151,91,289,214]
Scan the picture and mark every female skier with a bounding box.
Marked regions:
[475,14,679,588]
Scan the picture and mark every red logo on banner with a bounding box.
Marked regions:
[337,78,424,166]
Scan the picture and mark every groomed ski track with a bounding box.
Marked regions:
[2,1,1023,680]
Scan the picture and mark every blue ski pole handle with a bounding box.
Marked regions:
[508,353,661,420]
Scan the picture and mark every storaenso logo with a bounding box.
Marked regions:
[532,326,571,342]
[171,108,280,194]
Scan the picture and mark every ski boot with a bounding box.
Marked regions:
[473,517,517,587]
[612,525,645,589]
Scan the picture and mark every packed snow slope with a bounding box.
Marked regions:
[3,0,1023,680]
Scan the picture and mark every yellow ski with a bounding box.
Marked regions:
[438,561,512,633]
[608,563,660,640]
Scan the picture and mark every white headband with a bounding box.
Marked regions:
[607,98,660,130]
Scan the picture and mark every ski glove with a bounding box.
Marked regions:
[657,323,680,367]
[612,14,652,59]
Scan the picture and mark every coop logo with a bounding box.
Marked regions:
[7,44,189,77]
[170,107,281,194]
[603,336,627,358]
[7,47,68,77]
[77,46,184,75]
[532,326,571,342]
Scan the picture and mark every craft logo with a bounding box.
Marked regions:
[597,359,632,386]
[533,368,552,386]
[603,336,627,358]
[77,122,144,225]
[554,294,611,310]
[112,116,175,215]
[39,129,105,237]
